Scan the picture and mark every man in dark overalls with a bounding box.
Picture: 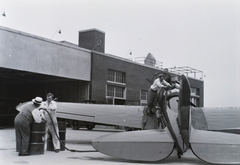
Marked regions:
[14,97,43,156]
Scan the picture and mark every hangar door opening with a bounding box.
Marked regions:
[0,67,89,127]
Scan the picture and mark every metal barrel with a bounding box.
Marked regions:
[47,120,66,151]
[29,122,46,155]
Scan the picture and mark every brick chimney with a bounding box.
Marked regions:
[78,29,105,53]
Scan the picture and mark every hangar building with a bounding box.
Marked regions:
[0,26,204,127]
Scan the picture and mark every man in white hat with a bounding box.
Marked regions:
[14,97,43,156]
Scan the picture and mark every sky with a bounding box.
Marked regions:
[0,0,239,107]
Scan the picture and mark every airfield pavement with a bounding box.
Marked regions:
[0,126,211,165]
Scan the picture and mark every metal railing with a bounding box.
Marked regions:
[166,66,203,79]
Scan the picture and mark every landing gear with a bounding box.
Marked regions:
[70,120,95,130]
[125,127,139,131]
[86,124,95,130]
[70,120,80,130]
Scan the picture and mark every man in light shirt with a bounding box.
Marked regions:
[147,73,171,117]
[41,93,60,153]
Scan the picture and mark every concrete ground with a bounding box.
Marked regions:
[0,126,210,165]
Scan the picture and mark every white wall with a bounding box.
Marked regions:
[0,26,91,81]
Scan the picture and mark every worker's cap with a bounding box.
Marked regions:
[163,68,169,72]
[32,97,43,105]
[171,76,179,82]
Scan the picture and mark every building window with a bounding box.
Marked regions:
[140,90,148,105]
[107,70,126,105]
[108,70,115,82]
[115,86,124,98]
[107,85,114,97]
[108,70,126,84]
[191,97,199,107]
[191,87,199,96]
[106,85,126,99]
[191,87,200,106]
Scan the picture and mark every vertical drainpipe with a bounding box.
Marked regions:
[89,51,93,101]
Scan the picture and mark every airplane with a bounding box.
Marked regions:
[15,74,240,164]
[90,75,240,164]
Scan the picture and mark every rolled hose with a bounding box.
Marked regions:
[40,108,97,152]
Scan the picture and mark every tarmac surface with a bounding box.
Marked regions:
[0,126,211,165]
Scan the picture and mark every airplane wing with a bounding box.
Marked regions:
[16,101,32,111]
[92,129,174,162]
[188,89,240,163]
[15,101,144,129]
[56,103,144,129]
[190,126,240,164]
